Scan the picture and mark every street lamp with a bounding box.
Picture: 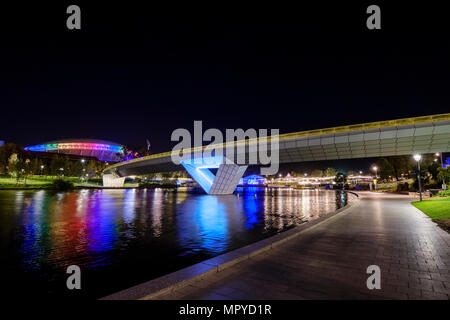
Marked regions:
[80,159,87,182]
[413,154,422,201]
[372,166,378,190]
[435,152,442,164]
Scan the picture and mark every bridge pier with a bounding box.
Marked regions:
[181,156,247,195]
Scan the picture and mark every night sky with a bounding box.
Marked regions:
[1,2,449,155]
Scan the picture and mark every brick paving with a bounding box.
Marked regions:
[154,192,450,300]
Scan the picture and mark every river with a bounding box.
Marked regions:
[0,187,351,299]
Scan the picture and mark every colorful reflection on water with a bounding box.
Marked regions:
[0,188,350,299]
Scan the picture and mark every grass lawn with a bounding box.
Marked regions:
[0,176,53,188]
[412,197,450,220]
[0,176,138,189]
[0,177,51,185]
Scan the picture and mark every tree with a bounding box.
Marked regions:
[438,167,450,188]
[427,161,441,182]
[65,160,77,177]
[376,156,413,181]
[86,159,97,178]
[8,153,27,184]
[31,158,41,175]
[0,143,24,174]
[23,158,31,184]
[95,161,107,178]
[50,155,65,177]
[324,167,338,177]
[310,169,324,177]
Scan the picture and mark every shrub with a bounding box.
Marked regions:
[436,190,450,197]
[51,179,75,191]
[396,182,410,192]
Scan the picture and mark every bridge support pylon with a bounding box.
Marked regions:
[181,156,247,195]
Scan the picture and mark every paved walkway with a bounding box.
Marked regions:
[154,192,450,300]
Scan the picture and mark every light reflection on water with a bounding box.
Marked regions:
[0,187,350,298]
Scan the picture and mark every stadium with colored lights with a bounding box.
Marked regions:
[24,139,125,162]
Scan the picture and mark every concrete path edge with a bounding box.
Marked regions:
[100,192,360,300]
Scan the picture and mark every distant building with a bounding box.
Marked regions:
[24,139,124,162]
[239,174,266,186]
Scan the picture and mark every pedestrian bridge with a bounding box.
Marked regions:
[103,113,450,194]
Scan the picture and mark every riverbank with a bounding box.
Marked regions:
[102,191,359,300]
[0,176,186,190]
[0,176,138,190]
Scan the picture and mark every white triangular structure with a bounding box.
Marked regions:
[103,174,125,187]
[181,156,247,195]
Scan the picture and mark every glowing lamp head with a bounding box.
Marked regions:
[413,154,422,162]
[372,166,377,171]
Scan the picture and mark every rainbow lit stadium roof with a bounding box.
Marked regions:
[25,139,124,162]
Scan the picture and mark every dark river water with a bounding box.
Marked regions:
[0,187,351,299]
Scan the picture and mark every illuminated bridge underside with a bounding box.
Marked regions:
[104,114,450,194]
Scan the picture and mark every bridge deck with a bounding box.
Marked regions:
[104,113,450,176]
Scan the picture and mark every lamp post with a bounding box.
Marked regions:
[413,154,422,201]
[372,166,378,190]
[435,152,443,166]
[81,159,86,182]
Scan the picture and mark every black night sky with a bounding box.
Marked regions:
[1,2,449,156]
